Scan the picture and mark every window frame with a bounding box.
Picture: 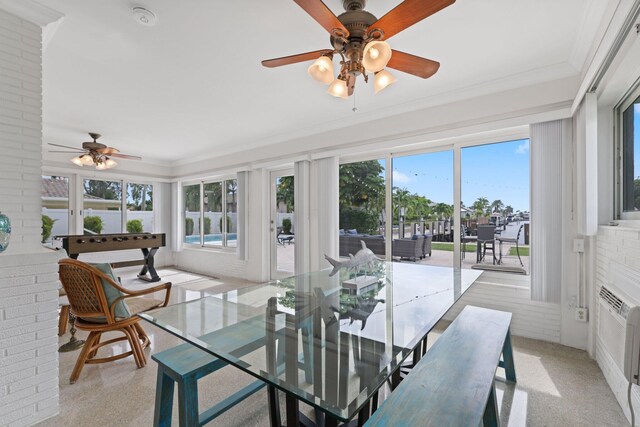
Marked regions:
[181,176,237,250]
[616,80,640,220]
[82,177,156,234]
[339,135,531,275]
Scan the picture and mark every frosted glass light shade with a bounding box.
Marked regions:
[71,156,84,166]
[307,56,334,84]
[362,40,391,73]
[80,155,94,165]
[327,78,348,99]
[374,69,397,94]
[96,162,107,170]
[105,159,117,169]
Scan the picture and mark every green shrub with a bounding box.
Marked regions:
[185,217,194,235]
[339,208,378,235]
[282,217,292,234]
[41,215,56,243]
[126,219,143,233]
[204,217,211,234]
[84,216,103,235]
[219,215,232,233]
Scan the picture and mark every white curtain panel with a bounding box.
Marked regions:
[236,171,249,261]
[530,120,567,303]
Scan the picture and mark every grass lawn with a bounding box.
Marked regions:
[508,246,529,256]
[432,242,476,252]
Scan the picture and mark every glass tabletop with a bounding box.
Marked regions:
[140,262,482,421]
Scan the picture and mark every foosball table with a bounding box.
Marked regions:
[56,233,166,282]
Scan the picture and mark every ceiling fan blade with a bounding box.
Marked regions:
[48,150,87,154]
[369,0,455,40]
[97,147,120,155]
[387,50,440,79]
[47,142,84,151]
[262,50,332,68]
[109,153,142,160]
[293,0,349,37]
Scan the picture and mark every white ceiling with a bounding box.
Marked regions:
[42,0,608,164]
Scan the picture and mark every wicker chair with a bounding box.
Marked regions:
[58,258,171,384]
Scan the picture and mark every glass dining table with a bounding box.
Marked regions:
[140,262,482,426]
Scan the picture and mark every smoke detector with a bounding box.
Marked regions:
[132,7,156,26]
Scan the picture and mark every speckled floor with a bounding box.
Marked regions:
[37,267,627,427]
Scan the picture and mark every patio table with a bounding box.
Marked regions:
[140,262,482,426]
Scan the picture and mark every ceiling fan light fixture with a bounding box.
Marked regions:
[70,156,83,167]
[95,162,107,170]
[374,69,397,94]
[307,55,334,84]
[362,40,391,73]
[80,154,94,166]
[105,158,117,169]
[327,77,349,99]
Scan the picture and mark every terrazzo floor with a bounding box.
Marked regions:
[38,267,628,427]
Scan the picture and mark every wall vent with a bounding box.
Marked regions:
[600,285,630,318]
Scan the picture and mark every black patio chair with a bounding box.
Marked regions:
[476,224,496,265]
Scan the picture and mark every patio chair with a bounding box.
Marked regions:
[476,224,496,265]
[58,258,171,383]
[276,227,294,245]
[497,224,524,267]
[393,235,424,261]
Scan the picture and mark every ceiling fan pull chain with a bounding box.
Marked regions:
[352,91,357,113]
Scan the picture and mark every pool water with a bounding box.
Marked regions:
[184,233,237,244]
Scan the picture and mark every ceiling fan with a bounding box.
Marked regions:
[48,132,142,170]
[262,0,455,99]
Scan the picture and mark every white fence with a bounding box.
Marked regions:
[184,211,239,235]
[42,208,154,237]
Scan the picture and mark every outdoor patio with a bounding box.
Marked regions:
[276,221,530,274]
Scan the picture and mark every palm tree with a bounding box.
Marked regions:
[472,197,489,218]
[503,205,514,217]
[490,199,504,214]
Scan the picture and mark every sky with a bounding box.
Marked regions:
[388,138,531,212]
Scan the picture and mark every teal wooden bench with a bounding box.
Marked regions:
[365,305,516,427]
[152,343,266,427]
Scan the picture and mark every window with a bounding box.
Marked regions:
[183,179,237,248]
[338,160,386,257]
[83,179,122,234]
[126,183,153,233]
[41,175,70,246]
[183,184,201,244]
[620,91,640,216]
[461,139,530,272]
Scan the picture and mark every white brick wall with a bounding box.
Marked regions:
[443,271,562,342]
[0,250,63,427]
[595,225,640,424]
[0,6,64,427]
[0,7,43,255]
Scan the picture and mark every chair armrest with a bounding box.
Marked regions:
[109,281,172,318]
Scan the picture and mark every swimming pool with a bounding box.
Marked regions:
[184,233,237,244]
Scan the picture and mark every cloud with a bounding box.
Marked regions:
[393,170,412,184]
[515,140,530,155]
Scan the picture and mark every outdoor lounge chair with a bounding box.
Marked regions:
[393,235,424,261]
[497,224,524,266]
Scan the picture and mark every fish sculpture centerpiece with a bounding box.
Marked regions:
[324,240,381,281]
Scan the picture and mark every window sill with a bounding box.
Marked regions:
[181,244,238,255]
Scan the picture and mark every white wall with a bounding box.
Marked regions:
[0,4,65,426]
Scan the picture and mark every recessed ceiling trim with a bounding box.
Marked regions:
[0,0,64,27]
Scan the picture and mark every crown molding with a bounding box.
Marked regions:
[0,0,64,27]
[568,0,611,72]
